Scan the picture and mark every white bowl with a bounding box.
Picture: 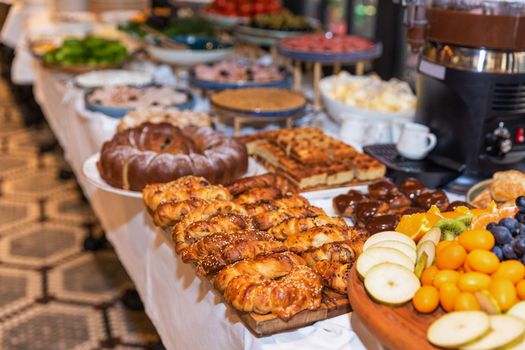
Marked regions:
[320,74,415,124]
[146,45,234,66]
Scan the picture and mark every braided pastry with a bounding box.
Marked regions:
[227,173,277,196]
[284,225,356,253]
[152,198,210,228]
[143,177,231,211]
[223,265,323,320]
[242,194,308,216]
[174,213,252,253]
[301,239,365,267]
[252,206,326,231]
[233,186,282,205]
[311,261,349,294]
[196,240,287,276]
[214,252,305,292]
[268,215,347,240]
[172,201,248,240]
[180,230,273,263]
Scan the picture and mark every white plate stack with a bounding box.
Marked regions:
[89,0,150,13]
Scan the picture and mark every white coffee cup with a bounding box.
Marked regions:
[396,122,437,160]
[366,121,392,145]
[340,115,369,145]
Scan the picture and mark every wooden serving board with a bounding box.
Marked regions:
[347,266,443,350]
[158,227,351,337]
[240,289,351,337]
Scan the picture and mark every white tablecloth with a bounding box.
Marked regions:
[32,61,368,350]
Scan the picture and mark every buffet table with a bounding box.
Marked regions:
[32,61,368,350]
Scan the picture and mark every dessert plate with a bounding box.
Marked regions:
[83,153,267,198]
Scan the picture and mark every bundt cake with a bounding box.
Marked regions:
[98,122,248,191]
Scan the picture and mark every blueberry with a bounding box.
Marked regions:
[500,217,519,235]
[516,212,525,224]
[516,196,525,212]
[521,254,525,265]
[491,245,504,261]
[512,236,525,255]
[486,222,498,232]
[517,223,525,235]
[492,226,513,245]
[503,243,518,259]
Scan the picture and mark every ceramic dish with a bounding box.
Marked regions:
[278,34,382,63]
[320,74,415,124]
[83,152,267,198]
[201,9,249,29]
[146,35,234,65]
[85,86,194,118]
[74,70,153,89]
[189,62,292,90]
[234,25,310,46]
[466,179,492,205]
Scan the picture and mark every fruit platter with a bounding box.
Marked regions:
[234,10,320,47]
[189,60,292,90]
[41,36,129,74]
[348,196,525,350]
[202,0,282,29]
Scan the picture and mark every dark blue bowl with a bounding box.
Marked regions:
[85,86,195,119]
[170,35,233,51]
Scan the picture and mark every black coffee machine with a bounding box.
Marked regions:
[369,0,525,192]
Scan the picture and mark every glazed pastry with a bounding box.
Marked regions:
[196,240,287,276]
[223,265,322,320]
[365,214,400,234]
[227,173,277,196]
[252,206,326,231]
[174,213,252,253]
[152,198,210,228]
[284,225,357,253]
[398,178,426,200]
[415,190,450,211]
[180,230,273,263]
[214,252,305,292]
[383,192,411,209]
[99,123,249,191]
[332,190,368,217]
[268,215,347,241]
[234,186,282,205]
[368,180,397,200]
[353,200,389,225]
[446,201,475,211]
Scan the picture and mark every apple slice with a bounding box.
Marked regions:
[427,311,490,348]
[475,290,501,315]
[505,334,525,350]
[509,302,525,322]
[364,263,420,306]
[417,227,441,248]
[363,231,416,251]
[356,247,415,279]
[460,315,525,350]
[416,240,436,268]
[414,252,428,278]
[367,240,416,264]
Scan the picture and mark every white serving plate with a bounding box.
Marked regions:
[146,45,234,66]
[74,70,153,89]
[82,152,267,198]
[319,74,415,124]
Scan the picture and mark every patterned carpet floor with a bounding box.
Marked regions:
[0,79,162,350]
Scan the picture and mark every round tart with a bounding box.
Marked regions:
[210,88,306,115]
